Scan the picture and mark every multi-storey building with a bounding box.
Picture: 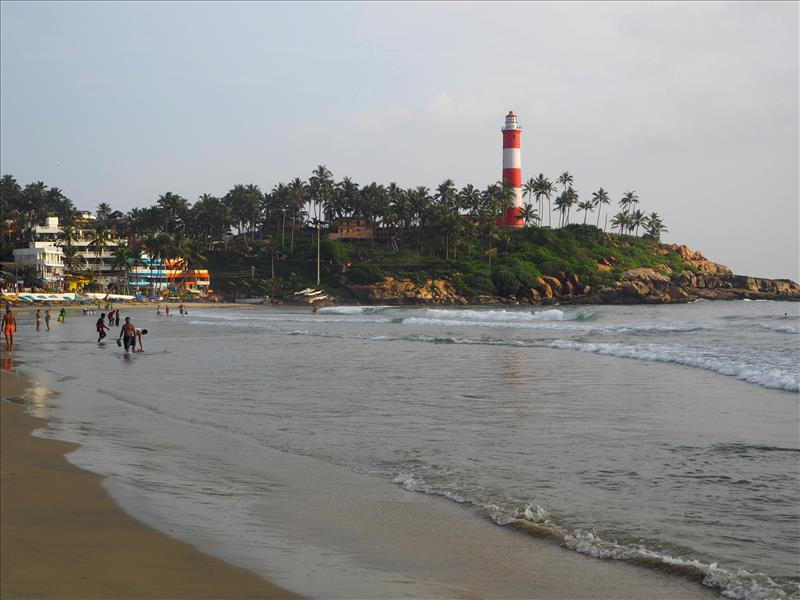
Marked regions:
[129,256,210,297]
[13,216,125,288]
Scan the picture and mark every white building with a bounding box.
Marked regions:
[12,241,64,285]
[13,216,126,288]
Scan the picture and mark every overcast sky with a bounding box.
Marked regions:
[1,1,797,279]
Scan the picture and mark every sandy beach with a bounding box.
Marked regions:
[0,368,299,599]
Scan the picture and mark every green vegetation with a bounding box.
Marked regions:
[1,167,680,300]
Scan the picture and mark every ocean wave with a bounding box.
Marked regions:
[423,308,597,322]
[317,306,393,315]
[281,328,799,392]
[756,324,800,334]
[402,316,711,335]
[549,340,799,393]
[392,472,798,600]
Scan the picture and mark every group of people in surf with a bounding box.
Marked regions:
[155,303,188,318]
[96,311,147,353]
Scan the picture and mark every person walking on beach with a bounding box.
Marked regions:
[35,309,41,331]
[156,303,162,318]
[3,307,17,351]
[118,317,136,354]
[97,313,110,342]
[44,309,51,330]
[165,304,170,317]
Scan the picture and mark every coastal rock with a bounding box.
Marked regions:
[348,276,466,305]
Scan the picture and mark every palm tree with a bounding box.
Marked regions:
[520,203,539,229]
[309,165,334,284]
[557,171,574,193]
[96,202,112,222]
[610,211,631,235]
[87,225,112,282]
[643,212,668,241]
[591,188,611,229]
[287,178,307,254]
[523,178,536,213]
[61,245,85,275]
[630,209,647,237]
[577,200,594,224]
[157,192,188,234]
[619,190,639,215]
[112,245,132,294]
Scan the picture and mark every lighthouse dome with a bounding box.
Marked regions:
[503,111,520,130]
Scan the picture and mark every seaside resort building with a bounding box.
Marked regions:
[13,216,125,289]
[129,256,211,297]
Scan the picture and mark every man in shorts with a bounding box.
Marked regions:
[118,317,136,354]
[3,307,17,351]
[97,313,110,342]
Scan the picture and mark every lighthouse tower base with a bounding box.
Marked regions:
[497,206,524,228]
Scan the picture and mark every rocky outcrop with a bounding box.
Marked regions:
[347,276,468,305]
[583,268,799,304]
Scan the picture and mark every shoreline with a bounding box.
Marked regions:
[0,368,300,599]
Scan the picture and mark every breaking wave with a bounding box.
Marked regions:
[422,308,597,322]
[391,472,799,600]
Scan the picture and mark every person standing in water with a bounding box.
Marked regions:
[156,303,162,318]
[44,310,51,330]
[96,313,110,342]
[165,304,170,317]
[115,310,120,326]
[3,307,17,351]
[58,307,66,323]
[35,309,41,331]
[118,317,136,354]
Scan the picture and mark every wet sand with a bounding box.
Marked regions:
[0,369,299,599]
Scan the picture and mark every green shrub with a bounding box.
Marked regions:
[320,238,349,265]
[348,264,385,284]
[490,266,519,296]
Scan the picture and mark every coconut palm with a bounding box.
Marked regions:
[577,200,594,224]
[61,245,85,275]
[112,245,133,294]
[591,188,611,229]
[86,225,112,281]
[520,203,539,228]
[610,211,631,235]
[643,212,668,241]
[630,209,647,237]
[557,171,574,193]
[619,190,639,214]
[96,202,112,222]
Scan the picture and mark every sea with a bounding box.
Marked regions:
[6,299,799,599]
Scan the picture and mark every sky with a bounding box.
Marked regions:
[1,1,797,279]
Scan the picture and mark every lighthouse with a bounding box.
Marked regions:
[501,111,524,227]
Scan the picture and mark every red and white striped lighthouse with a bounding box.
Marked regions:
[501,111,524,227]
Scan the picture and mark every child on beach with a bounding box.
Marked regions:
[97,313,110,342]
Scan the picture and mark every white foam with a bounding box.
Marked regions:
[423,308,595,322]
[549,340,800,392]
[392,472,798,600]
[317,306,392,315]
